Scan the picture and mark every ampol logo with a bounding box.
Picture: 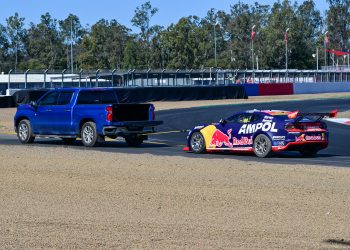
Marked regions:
[238,122,278,135]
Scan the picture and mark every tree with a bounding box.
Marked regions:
[0,24,9,72]
[326,0,350,51]
[59,14,85,72]
[25,13,64,69]
[78,19,130,69]
[131,1,159,68]
[5,13,26,71]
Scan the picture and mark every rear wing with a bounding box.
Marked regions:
[288,110,338,121]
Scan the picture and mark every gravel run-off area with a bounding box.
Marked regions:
[0,92,349,248]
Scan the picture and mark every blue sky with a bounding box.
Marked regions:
[1,0,329,31]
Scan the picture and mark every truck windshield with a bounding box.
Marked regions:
[77,90,117,104]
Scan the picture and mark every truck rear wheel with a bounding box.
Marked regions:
[81,122,101,147]
[125,135,144,147]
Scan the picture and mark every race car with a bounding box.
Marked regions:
[184,109,338,158]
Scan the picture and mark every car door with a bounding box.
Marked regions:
[51,91,75,134]
[34,91,60,134]
[215,113,255,149]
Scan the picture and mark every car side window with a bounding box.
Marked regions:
[57,91,74,105]
[39,92,59,106]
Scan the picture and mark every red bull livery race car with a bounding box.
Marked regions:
[184,110,337,158]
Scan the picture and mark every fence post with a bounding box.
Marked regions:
[43,69,48,88]
[111,69,116,87]
[24,69,30,89]
[7,69,13,95]
[61,69,67,88]
[79,69,83,87]
[95,69,100,87]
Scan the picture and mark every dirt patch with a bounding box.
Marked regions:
[0,145,349,248]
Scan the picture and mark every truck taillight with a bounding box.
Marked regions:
[106,106,113,122]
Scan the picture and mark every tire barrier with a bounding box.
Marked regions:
[0,96,15,108]
[257,83,294,96]
[1,86,247,108]
[115,86,248,103]
[293,82,350,94]
[242,84,259,96]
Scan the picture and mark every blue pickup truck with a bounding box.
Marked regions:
[14,88,163,147]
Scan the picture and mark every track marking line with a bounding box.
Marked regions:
[0,132,16,135]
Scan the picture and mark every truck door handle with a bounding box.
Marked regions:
[46,109,52,112]
[65,109,71,112]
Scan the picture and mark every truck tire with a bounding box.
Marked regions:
[17,119,35,144]
[81,122,100,147]
[253,134,273,158]
[125,135,144,147]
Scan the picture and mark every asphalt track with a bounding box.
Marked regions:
[1,97,350,167]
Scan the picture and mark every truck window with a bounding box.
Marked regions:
[57,91,74,105]
[39,92,59,106]
[77,91,116,104]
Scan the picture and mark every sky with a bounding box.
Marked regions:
[0,0,329,32]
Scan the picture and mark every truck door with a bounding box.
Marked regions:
[34,91,60,134]
[34,91,74,135]
[51,91,75,134]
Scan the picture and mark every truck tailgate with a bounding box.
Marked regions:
[112,104,152,122]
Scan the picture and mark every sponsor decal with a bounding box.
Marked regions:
[277,141,285,146]
[210,129,232,148]
[238,122,278,135]
[305,135,322,141]
[296,134,325,142]
[232,136,253,146]
[296,134,305,142]
[262,116,274,123]
[272,136,285,141]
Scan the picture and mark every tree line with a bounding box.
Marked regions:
[0,0,349,72]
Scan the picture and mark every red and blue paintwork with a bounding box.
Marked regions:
[184,109,337,154]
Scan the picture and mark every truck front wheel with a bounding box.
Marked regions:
[17,119,35,144]
[81,122,101,147]
[125,135,144,147]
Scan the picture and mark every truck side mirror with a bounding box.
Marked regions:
[30,101,38,108]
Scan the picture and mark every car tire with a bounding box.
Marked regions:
[17,119,35,144]
[62,138,76,145]
[253,134,273,158]
[81,122,100,147]
[299,147,318,157]
[125,135,144,147]
[189,132,206,154]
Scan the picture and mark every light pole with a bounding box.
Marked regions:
[312,47,319,70]
[213,21,219,68]
[324,31,328,67]
[285,28,289,74]
[251,25,256,71]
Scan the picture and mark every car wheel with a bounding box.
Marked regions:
[125,135,144,147]
[299,147,318,157]
[253,134,273,158]
[62,138,76,145]
[17,119,35,144]
[190,132,206,154]
[81,122,100,147]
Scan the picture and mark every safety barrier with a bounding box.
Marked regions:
[293,82,350,94]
